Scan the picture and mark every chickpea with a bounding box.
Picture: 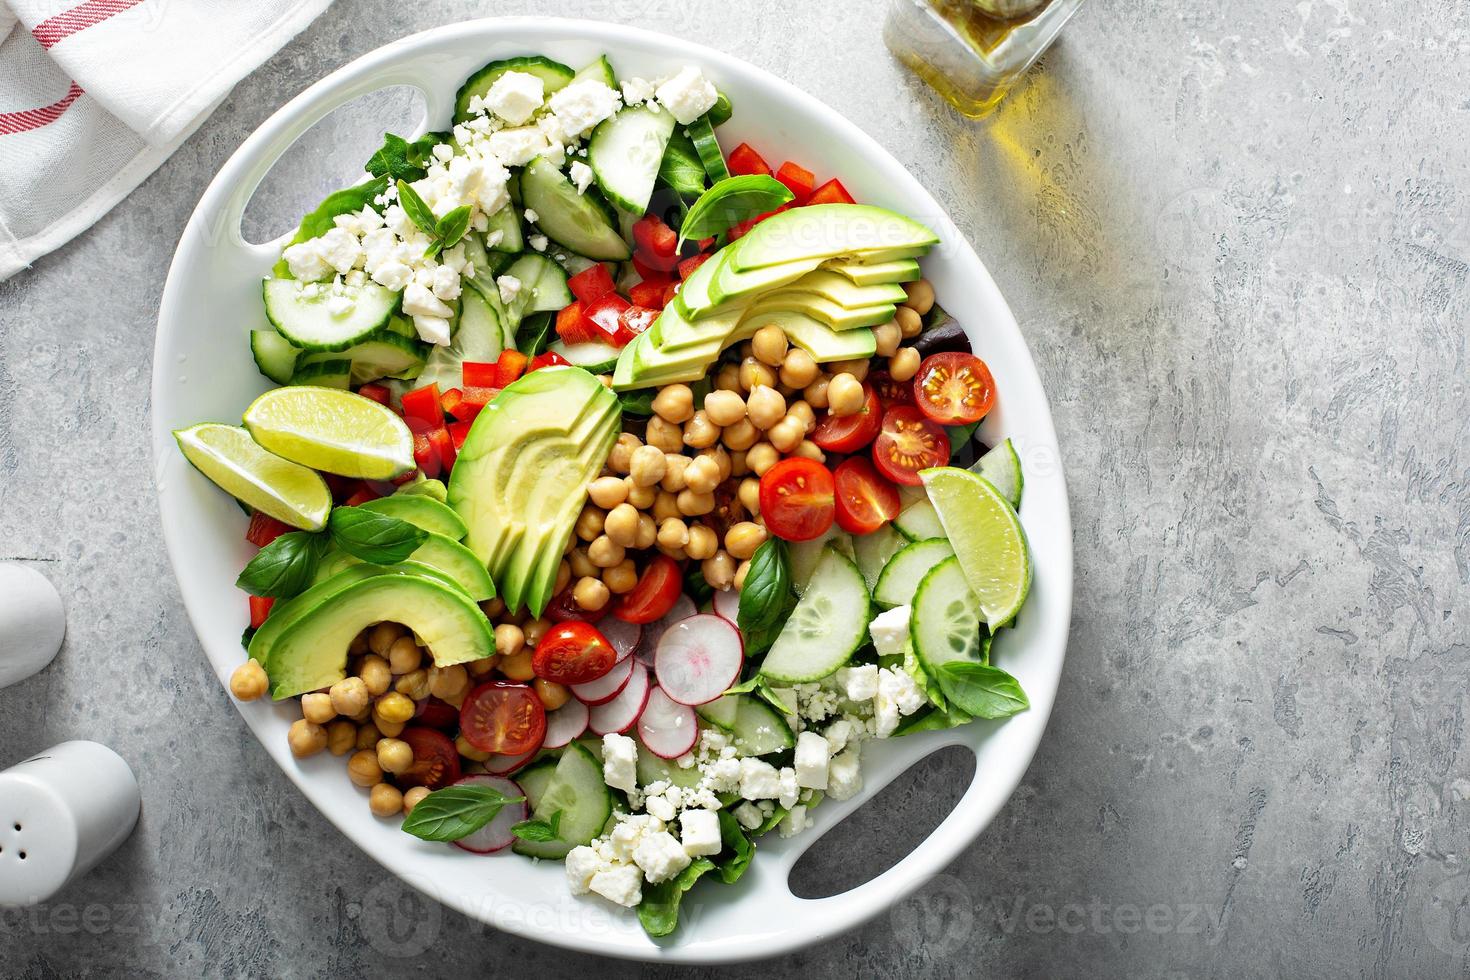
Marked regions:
[402,786,431,815]
[716,362,743,392]
[554,560,572,596]
[652,383,695,423]
[702,551,735,591]
[739,356,776,391]
[704,389,747,427]
[788,400,816,432]
[683,410,721,449]
[628,445,668,487]
[375,691,416,725]
[456,735,491,762]
[634,514,658,549]
[895,306,923,339]
[588,475,628,509]
[700,446,732,481]
[301,692,336,725]
[804,376,831,409]
[780,348,819,389]
[725,522,768,560]
[575,506,606,541]
[598,374,613,388]
[428,664,468,702]
[329,676,370,717]
[746,442,780,476]
[738,477,762,515]
[286,719,326,758]
[604,559,638,593]
[359,655,392,696]
[573,576,610,611]
[468,655,499,678]
[889,346,921,382]
[368,622,402,658]
[646,416,685,453]
[768,416,805,452]
[369,783,404,818]
[347,749,383,786]
[793,440,826,463]
[902,278,935,315]
[686,524,719,560]
[651,489,681,523]
[746,385,786,430]
[626,480,657,508]
[604,503,640,547]
[608,432,642,473]
[229,660,269,701]
[387,636,422,675]
[326,719,357,756]
[355,723,383,751]
[676,489,716,516]
[734,559,752,590]
[873,320,902,357]
[500,649,535,681]
[569,546,597,578]
[685,454,723,494]
[535,678,571,711]
[523,617,551,648]
[831,358,870,381]
[588,535,625,568]
[721,418,759,451]
[751,324,789,366]
[377,738,414,775]
[826,373,865,417]
[376,718,406,739]
[480,597,505,619]
[395,668,430,702]
[729,449,751,477]
[657,518,690,551]
[660,454,691,492]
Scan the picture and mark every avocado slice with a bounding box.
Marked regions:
[358,495,468,540]
[748,311,877,363]
[313,532,496,601]
[260,570,495,698]
[727,204,939,273]
[705,251,824,310]
[746,292,897,331]
[823,257,922,286]
[779,270,909,308]
[650,302,750,353]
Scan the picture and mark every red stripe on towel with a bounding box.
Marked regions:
[0,81,84,135]
[32,0,146,48]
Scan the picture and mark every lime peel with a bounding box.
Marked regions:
[243,385,414,480]
[174,423,332,531]
[919,466,1031,629]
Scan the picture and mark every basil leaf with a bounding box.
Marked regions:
[366,131,446,184]
[235,531,324,598]
[894,704,973,737]
[400,784,525,842]
[658,130,707,197]
[714,810,754,884]
[396,179,438,237]
[293,176,388,244]
[736,539,791,656]
[328,507,427,564]
[637,857,715,938]
[240,625,257,650]
[515,309,555,357]
[510,810,562,842]
[934,662,1028,719]
[436,205,473,250]
[617,388,656,418]
[678,174,793,246]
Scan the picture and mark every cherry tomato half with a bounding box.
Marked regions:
[811,383,882,453]
[613,555,683,624]
[459,682,546,756]
[868,371,915,411]
[833,457,902,535]
[758,457,836,541]
[872,406,951,486]
[396,727,463,789]
[913,352,996,426]
[532,621,617,685]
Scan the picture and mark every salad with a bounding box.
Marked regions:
[173,50,1034,937]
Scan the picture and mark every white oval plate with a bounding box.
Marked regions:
[150,18,1073,964]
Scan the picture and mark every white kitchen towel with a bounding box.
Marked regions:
[0,0,335,281]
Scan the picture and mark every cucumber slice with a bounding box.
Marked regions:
[515,757,559,808]
[973,438,1023,509]
[729,696,795,756]
[695,694,739,731]
[790,526,853,595]
[287,358,351,389]
[520,157,631,261]
[299,332,426,385]
[636,744,703,789]
[454,55,574,123]
[759,547,871,684]
[853,524,907,591]
[504,253,572,316]
[546,340,621,372]
[688,117,729,183]
[262,279,398,352]
[410,286,504,392]
[483,205,524,254]
[894,498,947,542]
[909,555,986,677]
[588,105,677,212]
[251,330,301,385]
[573,55,617,88]
[874,538,954,609]
[707,93,733,128]
[511,741,612,859]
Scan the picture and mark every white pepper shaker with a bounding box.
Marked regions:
[0,563,66,688]
[0,741,141,907]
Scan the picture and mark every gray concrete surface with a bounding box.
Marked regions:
[2,1,1468,977]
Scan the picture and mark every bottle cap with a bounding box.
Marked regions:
[0,564,66,689]
[0,741,141,907]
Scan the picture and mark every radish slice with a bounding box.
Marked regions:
[542,698,590,749]
[571,655,633,705]
[636,594,698,666]
[637,686,699,759]
[588,661,651,735]
[450,775,526,853]
[655,614,745,706]
[712,586,741,625]
[598,617,642,663]
[484,748,538,775]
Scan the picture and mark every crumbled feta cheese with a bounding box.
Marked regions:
[488,126,551,167]
[568,159,595,194]
[431,263,461,302]
[794,731,831,790]
[874,667,926,737]
[547,80,622,138]
[702,756,741,793]
[838,664,879,702]
[344,269,367,288]
[678,809,722,856]
[282,239,331,282]
[523,208,539,224]
[496,273,522,306]
[529,234,549,252]
[655,66,719,125]
[484,70,545,125]
[370,259,413,292]
[602,733,638,793]
[733,801,764,831]
[565,845,602,894]
[738,758,782,800]
[431,142,454,163]
[412,315,452,346]
[778,804,809,838]
[620,76,656,105]
[589,864,643,907]
[824,718,855,755]
[868,605,912,658]
[402,282,452,319]
[646,792,676,822]
[324,294,355,317]
[777,767,800,809]
[633,830,691,883]
[827,748,863,801]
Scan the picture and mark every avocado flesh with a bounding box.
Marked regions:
[357,495,468,540]
[778,270,909,308]
[823,257,922,286]
[728,204,939,272]
[262,572,494,698]
[706,252,825,309]
[746,311,877,363]
[652,303,749,352]
[746,292,896,331]
[313,532,496,601]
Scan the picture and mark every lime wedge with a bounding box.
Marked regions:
[971,438,1023,509]
[243,385,414,480]
[174,423,332,530]
[919,466,1031,629]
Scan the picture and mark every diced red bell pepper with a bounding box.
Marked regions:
[582,293,636,346]
[620,305,660,336]
[409,416,457,478]
[357,383,391,406]
[556,300,597,344]
[447,420,473,452]
[344,483,380,506]
[729,142,772,177]
[805,178,855,206]
[632,215,678,258]
[628,277,672,308]
[678,252,712,280]
[775,161,815,200]
[461,361,499,388]
[631,253,664,281]
[245,512,292,548]
[495,349,528,386]
[568,263,617,305]
[454,385,499,422]
[440,387,465,418]
[401,383,443,426]
[248,595,274,629]
[528,351,570,371]
[429,424,456,473]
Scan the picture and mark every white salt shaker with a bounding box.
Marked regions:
[0,741,141,907]
[0,563,66,688]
